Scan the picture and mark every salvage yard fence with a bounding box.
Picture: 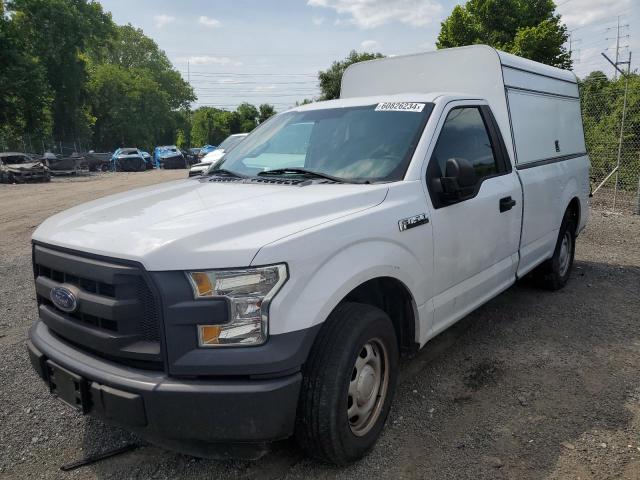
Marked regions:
[581,82,640,215]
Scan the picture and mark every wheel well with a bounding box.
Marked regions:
[341,277,418,355]
[567,197,580,234]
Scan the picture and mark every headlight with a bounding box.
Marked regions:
[187,264,287,347]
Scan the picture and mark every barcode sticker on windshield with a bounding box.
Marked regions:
[375,102,426,112]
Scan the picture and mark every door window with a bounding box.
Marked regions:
[431,107,498,179]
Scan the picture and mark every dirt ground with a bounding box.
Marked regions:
[1,171,639,480]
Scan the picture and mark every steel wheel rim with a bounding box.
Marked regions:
[558,231,571,277]
[347,338,389,437]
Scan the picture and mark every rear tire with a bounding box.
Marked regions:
[535,210,576,290]
[295,302,399,465]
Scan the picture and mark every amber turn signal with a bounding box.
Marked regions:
[191,272,214,297]
[198,325,222,345]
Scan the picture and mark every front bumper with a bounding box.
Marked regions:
[28,320,301,458]
[7,169,49,181]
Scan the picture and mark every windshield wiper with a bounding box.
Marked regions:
[257,168,353,183]
[207,168,246,178]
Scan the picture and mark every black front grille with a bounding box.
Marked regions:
[137,278,160,342]
[38,265,116,297]
[33,244,163,369]
[40,296,118,332]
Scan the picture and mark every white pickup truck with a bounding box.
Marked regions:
[27,45,589,464]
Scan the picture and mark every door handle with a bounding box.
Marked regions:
[499,196,516,212]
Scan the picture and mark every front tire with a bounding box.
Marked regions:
[295,302,399,465]
[535,210,576,290]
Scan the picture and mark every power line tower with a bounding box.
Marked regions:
[605,16,630,79]
[568,32,582,64]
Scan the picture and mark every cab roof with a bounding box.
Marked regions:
[289,92,453,113]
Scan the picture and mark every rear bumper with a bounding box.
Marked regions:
[28,320,301,458]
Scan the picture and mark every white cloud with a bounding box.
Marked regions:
[185,56,243,67]
[361,39,380,50]
[557,0,630,28]
[198,16,222,28]
[312,16,325,25]
[153,14,175,28]
[307,0,442,29]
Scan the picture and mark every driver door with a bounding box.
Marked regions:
[425,102,522,335]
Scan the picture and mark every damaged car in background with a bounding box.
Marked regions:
[155,145,187,169]
[111,148,147,172]
[44,152,89,175]
[0,152,50,183]
[85,151,112,172]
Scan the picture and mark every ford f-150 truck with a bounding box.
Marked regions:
[27,46,589,465]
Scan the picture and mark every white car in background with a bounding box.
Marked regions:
[189,133,248,177]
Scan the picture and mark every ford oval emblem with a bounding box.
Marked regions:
[50,286,78,313]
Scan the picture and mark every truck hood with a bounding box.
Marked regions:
[33,178,389,270]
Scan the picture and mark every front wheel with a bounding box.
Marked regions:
[295,302,399,465]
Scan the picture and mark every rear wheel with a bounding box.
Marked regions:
[295,302,399,465]
[535,210,576,290]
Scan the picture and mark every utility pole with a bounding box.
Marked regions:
[568,32,581,64]
[605,16,630,79]
[601,51,632,213]
[187,59,192,148]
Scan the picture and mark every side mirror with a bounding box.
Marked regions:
[438,157,477,201]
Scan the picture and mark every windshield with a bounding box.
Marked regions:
[217,103,432,182]
[218,135,246,151]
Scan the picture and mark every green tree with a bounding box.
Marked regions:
[8,0,115,142]
[436,0,571,68]
[0,11,52,149]
[100,24,194,110]
[191,107,232,146]
[88,63,174,150]
[258,104,277,123]
[236,102,259,132]
[318,50,384,100]
[86,23,195,149]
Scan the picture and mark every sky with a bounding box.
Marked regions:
[98,0,640,111]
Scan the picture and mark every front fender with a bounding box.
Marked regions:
[261,238,430,337]
[252,181,433,341]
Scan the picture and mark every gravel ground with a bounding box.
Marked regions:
[1,172,639,479]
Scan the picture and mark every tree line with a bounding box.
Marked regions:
[0,0,276,153]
